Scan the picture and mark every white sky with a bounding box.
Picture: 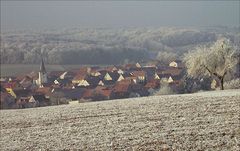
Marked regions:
[1,1,239,31]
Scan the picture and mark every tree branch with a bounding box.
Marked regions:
[203,65,213,75]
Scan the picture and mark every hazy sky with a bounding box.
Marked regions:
[1,1,239,31]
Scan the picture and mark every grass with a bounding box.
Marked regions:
[0,89,239,150]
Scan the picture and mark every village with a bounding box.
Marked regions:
[1,58,198,109]
[1,59,188,108]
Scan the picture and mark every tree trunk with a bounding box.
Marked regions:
[220,77,224,90]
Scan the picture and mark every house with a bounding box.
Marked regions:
[94,86,113,100]
[124,77,137,84]
[168,76,174,83]
[156,73,171,83]
[77,80,90,87]
[14,88,33,108]
[90,71,101,77]
[49,71,65,79]
[131,71,146,83]
[72,74,87,84]
[82,89,95,101]
[27,71,39,81]
[144,79,160,89]
[117,74,125,82]
[28,94,50,107]
[142,66,157,80]
[105,66,118,72]
[59,71,68,79]
[85,76,101,88]
[154,73,160,80]
[169,60,184,68]
[4,80,22,90]
[156,66,184,84]
[98,80,104,86]
[56,88,86,100]
[15,74,27,82]
[5,87,17,98]
[16,97,29,109]
[112,83,131,99]
[54,78,72,88]
[14,89,32,98]
[117,69,124,74]
[0,77,7,82]
[161,67,183,76]
[104,72,113,81]
[135,62,141,68]
[19,76,34,89]
[125,63,141,71]
[0,92,16,109]
[102,72,120,85]
[35,87,52,98]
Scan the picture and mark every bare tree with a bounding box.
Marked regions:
[184,38,238,90]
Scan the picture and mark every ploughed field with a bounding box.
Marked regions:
[0,90,239,150]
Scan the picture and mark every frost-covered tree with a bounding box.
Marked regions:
[156,51,177,64]
[184,38,238,90]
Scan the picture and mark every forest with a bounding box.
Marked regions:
[1,26,239,65]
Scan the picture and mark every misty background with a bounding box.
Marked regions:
[1,1,239,30]
[1,1,239,65]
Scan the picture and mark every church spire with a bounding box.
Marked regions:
[40,56,46,74]
[37,55,48,87]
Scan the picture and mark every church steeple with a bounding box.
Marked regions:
[40,57,46,74]
[36,55,48,87]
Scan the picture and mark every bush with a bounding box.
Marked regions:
[224,78,240,89]
[155,83,175,95]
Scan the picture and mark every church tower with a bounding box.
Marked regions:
[37,57,48,87]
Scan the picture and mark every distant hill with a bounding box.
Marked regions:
[0,89,239,150]
[1,27,239,64]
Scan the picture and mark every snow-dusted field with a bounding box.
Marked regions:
[0,90,239,150]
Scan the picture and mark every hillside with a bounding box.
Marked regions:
[1,27,239,64]
[0,90,239,150]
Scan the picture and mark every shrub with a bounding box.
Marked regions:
[155,83,175,95]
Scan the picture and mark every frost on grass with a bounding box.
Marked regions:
[0,89,239,150]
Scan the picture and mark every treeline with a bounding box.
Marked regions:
[0,47,148,65]
[1,27,239,65]
[47,48,148,65]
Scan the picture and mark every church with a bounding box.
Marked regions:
[36,57,48,87]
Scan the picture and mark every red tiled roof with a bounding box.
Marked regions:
[15,74,27,81]
[94,86,113,97]
[104,66,118,72]
[145,80,160,89]
[3,81,21,89]
[113,83,130,93]
[27,71,38,80]
[132,71,146,77]
[72,74,87,81]
[101,89,112,97]
[35,87,52,96]
[117,78,133,85]
[82,89,93,99]
[161,67,183,76]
